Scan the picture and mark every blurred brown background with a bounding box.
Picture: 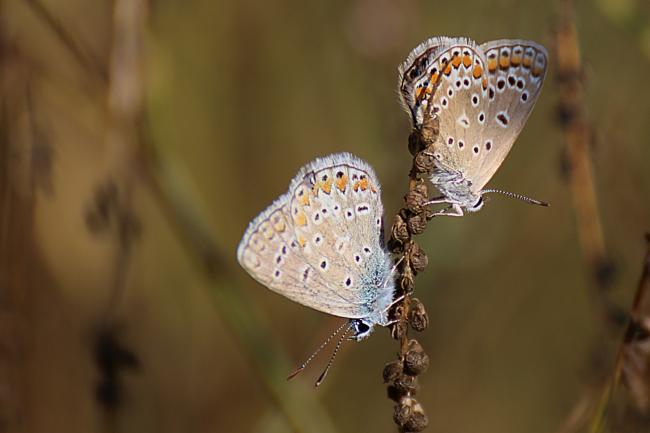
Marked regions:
[1,0,649,432]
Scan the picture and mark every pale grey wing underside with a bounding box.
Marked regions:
[398,37,548,195]
[473,39,548,191]
[237,153,391,320]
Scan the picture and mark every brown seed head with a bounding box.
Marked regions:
[404,339,429,376]
[391,213,410,244]
[387,383,408,402]
[404,185,428,214]
[393,399,413,427]
[414,151,435,174]
[393,373,419,395]
[401,398,428,432]
[419,115,440,145]
[408,131,424,156]
[408,243,428,273]
[406,212,427,235]
[383,359,404,384]
[408,298,429,332]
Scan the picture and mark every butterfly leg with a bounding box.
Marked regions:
[425,195,453,205]
[429,203,464,218]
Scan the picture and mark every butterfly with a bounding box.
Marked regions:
[398,36,549,216]
[237,153,397,384]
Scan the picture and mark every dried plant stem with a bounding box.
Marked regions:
[382,114,439,432]
[588,235,650,433]
[554,0,611,294]
[23,0,107,83]
[551,2,624,432]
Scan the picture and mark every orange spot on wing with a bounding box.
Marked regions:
[499,54,509,69]
[472,65,483,79]
[352,181,360,192]
[482,77,488,90]
[532,66,543,77]
[298,236,306,248]
[294,212,307,226]
[322,179,332,194]
[336,175,347,192]
[415,87,423,98]
[487,59,497,72]
[511,54,522,66]
[451,55,461,69]
[443,63,452,76]
[522,57,533,68]
[298,194,310,206]
[430,72,439,84]
[359,178,368,191]
[462,55,472,68]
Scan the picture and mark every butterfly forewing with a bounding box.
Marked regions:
[472,40,548,190]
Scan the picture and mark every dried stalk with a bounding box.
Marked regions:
[554,0,614,297]
[23,0,108,83]
[382,112,441,432]
[550,2,623,431]
[588,235,650,433]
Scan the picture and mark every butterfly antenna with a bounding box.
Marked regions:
[481,188,549,207]
[315,324,352,387]
[287,321,349,381]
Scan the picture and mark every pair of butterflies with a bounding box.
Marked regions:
[237,36,548,382]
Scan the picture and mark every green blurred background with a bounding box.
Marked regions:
[1,0,649,432]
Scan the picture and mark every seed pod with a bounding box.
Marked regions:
[404,184,428,214]
[419,115,440,145]
[401,398,428,432]
[391,213,410,244]
[387,383,408,402]
[406,212,427,235]
[408,243,428,273]
[393,399,413,427]
[408,131,424,156]
[383,359,404,384]
[404,339,429,376]
[413,151,435,175]
[408,298,429,332]
[392,373,419,395]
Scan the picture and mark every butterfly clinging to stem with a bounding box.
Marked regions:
[237,153,398,385]
[398,36,549,216]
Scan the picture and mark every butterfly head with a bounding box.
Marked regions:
[467,195,485,212]
[350,319,374,341]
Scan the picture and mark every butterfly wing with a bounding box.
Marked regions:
[471,39,548,190]
[237,153,392,320]
[398,37,548,195]
[402,38,488,192]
